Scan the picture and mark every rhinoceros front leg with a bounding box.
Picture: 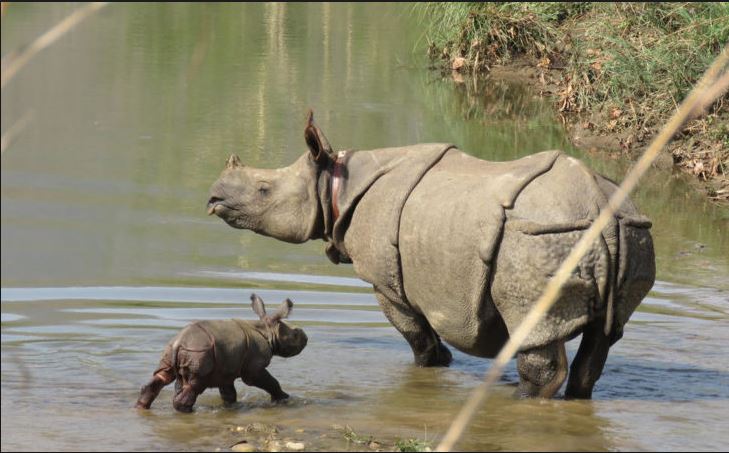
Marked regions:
[515,340,568,398]
[243,369,289,402]
[374,290,452,367]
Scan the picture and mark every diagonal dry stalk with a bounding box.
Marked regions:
[1,2,108,89]
[436,44,729,453]
[0,109,35,155]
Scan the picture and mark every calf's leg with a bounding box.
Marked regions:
[243,369,289,402]
[172,369,205,413]
[135,366,175,409]
[515,340,568,398]
[374,290,452,367]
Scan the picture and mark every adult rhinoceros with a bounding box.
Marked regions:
[207,112,655,399]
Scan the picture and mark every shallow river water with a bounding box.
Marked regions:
[2,3,728,452]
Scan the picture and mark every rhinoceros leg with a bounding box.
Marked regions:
[564,317,610,399]
[172,368,205,413]
[243,369,289,402]
[515,340,568,398]
[135,368,175,409]
[374,290,452,367]
[219,383,237,404]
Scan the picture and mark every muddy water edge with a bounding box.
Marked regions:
[2,3,728,452]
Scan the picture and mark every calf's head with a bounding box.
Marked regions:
[251,293,308,358]
[207,111,334,243]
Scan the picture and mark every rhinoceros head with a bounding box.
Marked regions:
[207,111,334,243]
[250,293,308,358]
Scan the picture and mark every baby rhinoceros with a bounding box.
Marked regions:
[135,294,307,412]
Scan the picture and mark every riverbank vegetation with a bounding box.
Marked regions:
[416,2,728,202]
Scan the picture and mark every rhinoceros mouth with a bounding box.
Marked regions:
[206,197,227,216]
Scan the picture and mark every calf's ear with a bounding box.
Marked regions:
[304,110,333,167]
[270,299,294,323]
[250,293,267,320]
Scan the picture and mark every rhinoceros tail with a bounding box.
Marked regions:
[169,323,195,380]
[609,217,655,345]
[600,217,620,339]
[590,172,655,345]
[170,338,181,379]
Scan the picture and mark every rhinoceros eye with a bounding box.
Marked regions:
[257,182,270,196]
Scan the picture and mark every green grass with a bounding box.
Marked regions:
[337,425,433,452]
[395,438,433,452]
[417,2,728,120]
[341,425,373,446]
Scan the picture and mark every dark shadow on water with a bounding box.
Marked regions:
[333,330,729,402]
[594,357,729,401]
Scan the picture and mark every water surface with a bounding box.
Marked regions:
[2,3,728,451]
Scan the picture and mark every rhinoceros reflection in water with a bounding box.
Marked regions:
[207,112,655,399]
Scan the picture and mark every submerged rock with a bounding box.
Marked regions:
[264,439,282,452]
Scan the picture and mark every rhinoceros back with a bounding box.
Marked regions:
[167,320,269,383]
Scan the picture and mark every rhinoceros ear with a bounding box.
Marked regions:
[304,110,333,167]
[251,293,267,320]
[270,299,293,323]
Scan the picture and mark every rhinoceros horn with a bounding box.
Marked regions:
[304,109,333,166]
[225,153,243,169]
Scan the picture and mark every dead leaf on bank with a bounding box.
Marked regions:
[451,70,465,84]
[452,57,467,71]
[692,161,706,178]
[610,107,623,119]
[558,81,575,112]
[537,57,551,69]
[708,158,718,176]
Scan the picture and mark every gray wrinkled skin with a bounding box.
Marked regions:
[207,117,655,399]
[135,294,307,412]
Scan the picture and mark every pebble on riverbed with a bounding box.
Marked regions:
[230,440,257,452]
[232,423,279,434]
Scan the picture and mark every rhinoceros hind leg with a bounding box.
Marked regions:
[515,340,567,398]
[173,384,204,413]
[172,370,205,412]
[374,290,452,367]
[219,383,237,404]
[565,317,610,399]
[135,369,174,409]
